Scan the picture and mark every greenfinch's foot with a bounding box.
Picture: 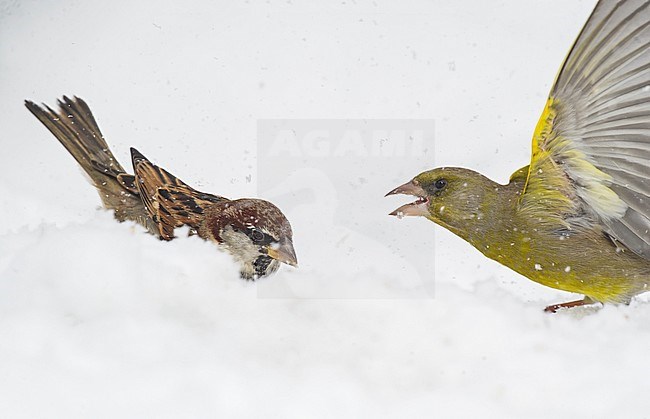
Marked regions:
[544,297,596,313]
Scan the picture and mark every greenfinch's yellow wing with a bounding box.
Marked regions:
[521,0,650,257]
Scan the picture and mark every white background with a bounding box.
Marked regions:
[2,0,650,417]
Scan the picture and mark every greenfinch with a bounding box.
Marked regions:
[387,0,650,311]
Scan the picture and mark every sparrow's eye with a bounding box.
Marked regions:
[251,228,265,242]
[435,179,448,190]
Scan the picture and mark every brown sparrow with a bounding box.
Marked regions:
[25,96,297,279]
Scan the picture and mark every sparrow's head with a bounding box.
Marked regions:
[386,167,498,236]
[203,198,297,279]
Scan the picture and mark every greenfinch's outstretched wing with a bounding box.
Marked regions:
[522,0,650,257]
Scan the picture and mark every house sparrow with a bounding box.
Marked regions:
[25,96,297,279]
[387,0,650,311]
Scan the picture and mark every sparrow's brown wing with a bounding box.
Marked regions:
[130,148,228,240]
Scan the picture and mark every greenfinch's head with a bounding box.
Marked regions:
[386,167,497,231]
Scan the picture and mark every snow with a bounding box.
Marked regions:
[2,0,650,417]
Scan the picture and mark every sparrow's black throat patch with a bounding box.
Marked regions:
[253,255,274,277]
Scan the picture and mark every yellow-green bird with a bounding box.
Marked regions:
[387,0,650,312]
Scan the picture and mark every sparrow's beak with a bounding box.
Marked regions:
[267,241,298,267]
[385,180,430,217]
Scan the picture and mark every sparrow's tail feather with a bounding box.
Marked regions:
[25,96,149,226]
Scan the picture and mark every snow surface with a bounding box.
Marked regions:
[2,0,650,417]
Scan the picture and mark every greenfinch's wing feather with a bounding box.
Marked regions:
[522,0,650,257]
[130,148,228,240]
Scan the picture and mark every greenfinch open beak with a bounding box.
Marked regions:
[266,241,298,267]
[386,180,430,218]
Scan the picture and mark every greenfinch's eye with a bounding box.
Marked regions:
[435,179,447,190]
